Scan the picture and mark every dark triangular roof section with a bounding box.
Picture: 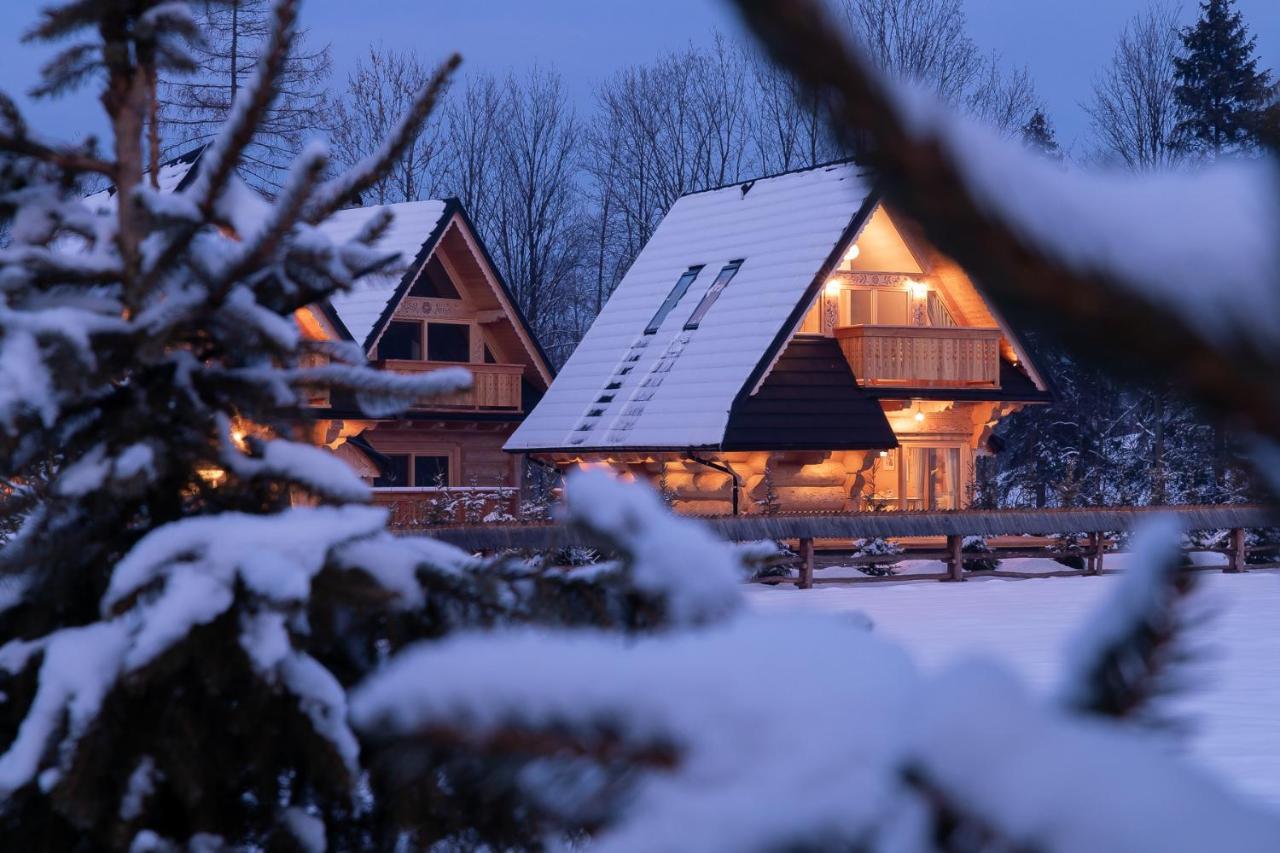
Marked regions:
[722,335,898,451]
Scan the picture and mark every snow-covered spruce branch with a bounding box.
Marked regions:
[728,0,1280,456]
[1057,517,1197,724]
[0,94,114,177]
[138,0,303,295]
[304,52,462,225]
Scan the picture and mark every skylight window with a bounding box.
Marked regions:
[644,266,703,335]
[683,260,743,330]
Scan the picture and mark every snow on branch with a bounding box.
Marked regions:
[352,609,1280,852]
[1056,516,1195,722]
[560,470,744,625]
[728,0,1280,451]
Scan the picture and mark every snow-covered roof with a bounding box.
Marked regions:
[83,146,205,214]
[506,161,873,452]
[316,200,449,350]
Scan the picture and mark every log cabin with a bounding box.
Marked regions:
[504,161,1051,515]
[299,199,554,522]
[85,147,554,522]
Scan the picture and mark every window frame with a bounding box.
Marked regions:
[683,260,743,331]
[378,320,425,361]
[644,266,704,335]
[371,448,461,488]
[426,320,473,363]
[841,286,911,327]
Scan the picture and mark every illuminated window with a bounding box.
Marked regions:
[683,260,743,330]
[845,288,908,326]
[645,266,703,335]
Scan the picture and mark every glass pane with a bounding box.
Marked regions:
[413,455,450,487]
[903,447,926,510]
[684,260,742,330]
[877,290,909,325]
[866,450,899,508]
[645,267,702,335]
[378,321,421,360]
[427,323,471,362]
[926,448,961,510]
[409,256,461,299]
[849,290,872,325]
[374,454,409,488]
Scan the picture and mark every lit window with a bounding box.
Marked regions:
[645,266,703,335]
[427,322,471,362]
[684,260,743,330]
[378,321,422,360]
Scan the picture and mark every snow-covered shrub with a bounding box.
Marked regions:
[852,535,904,576]
[1050,533,1086,570]
[962,534,1000,571]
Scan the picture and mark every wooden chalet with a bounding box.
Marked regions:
[298,199,554,520]
[504,161,1051,515]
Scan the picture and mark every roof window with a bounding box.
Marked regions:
[644,266,703,335]
[683,260,743,330]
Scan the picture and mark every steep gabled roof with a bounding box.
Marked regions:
[505,161,876,453]
[314,199,553,386]
[316,199,450,349]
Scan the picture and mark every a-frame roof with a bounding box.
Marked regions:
[506,161,876,453]
[506,159,1051,455]
[315,198,553,387]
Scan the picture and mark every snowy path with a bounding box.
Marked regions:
[747,567,1280,809]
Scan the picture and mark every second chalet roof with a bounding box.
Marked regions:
[317,200,449,349]
[506,161,873,453]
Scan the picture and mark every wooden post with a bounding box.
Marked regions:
[1086,532,1103,575]
[944,534,964,582]
[1227,528,1247,573]
[798,538,815,589]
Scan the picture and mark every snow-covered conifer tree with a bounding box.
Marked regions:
[0,2,735,848]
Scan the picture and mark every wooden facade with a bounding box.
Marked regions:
[300,200,552,512]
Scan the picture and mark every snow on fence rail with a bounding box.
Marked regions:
[425,504,1280,588]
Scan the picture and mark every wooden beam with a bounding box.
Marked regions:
[798,538,815,589]
[1228,527,1248,573]
[944,534,964,581]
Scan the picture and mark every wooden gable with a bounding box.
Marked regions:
[369,209,553,392]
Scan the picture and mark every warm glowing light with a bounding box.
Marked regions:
[878,450,889,458]
[907,280,929,299]
[196,466,227,486]
[913,410,926,423]
[845,244,861,261]
[824,278,842,296]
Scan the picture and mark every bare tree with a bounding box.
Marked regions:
[442,74,502,232]
[839,0,1039,135]
[747,45,840,172]
[330,46,449,205]
[1085,3,1185,170]
[160,0,333,190]
[446,69,585,353]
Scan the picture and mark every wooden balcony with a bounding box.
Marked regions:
[377,359,524,411]
[835,325,1001,388]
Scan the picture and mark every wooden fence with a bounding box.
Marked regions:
[426,504,1280,589]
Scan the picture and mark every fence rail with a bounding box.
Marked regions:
[425,504,1280,589]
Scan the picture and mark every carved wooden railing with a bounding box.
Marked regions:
[377,360,524,411]
[835,325,1001,387]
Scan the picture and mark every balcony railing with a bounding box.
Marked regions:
[835,325,1001,388]
[377,359,524,411]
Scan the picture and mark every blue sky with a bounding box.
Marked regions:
[1,0,1276,156]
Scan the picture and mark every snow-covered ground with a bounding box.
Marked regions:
[748,562,1280,809]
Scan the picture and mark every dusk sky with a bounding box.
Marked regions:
[1,0,1276,156]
